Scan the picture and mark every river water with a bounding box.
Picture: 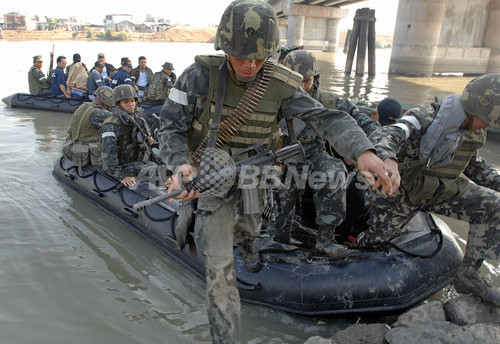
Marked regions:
[0,40,498,343]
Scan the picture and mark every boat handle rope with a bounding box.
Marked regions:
[17,93,83,106]
[61,157,176,222]
[60,156,97,180]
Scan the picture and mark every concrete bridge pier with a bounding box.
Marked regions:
[486,0,500,73]
[280,3,348,52]
[390,0,498,76]
[389,0,446,76]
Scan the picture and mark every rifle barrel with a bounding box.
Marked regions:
[132,189,183,212]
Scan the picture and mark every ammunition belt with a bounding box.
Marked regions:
[191,60,275,164]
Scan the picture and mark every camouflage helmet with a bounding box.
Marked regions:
[283,50,320,77]
[461,73,500,129]
[112,84,138,105]
[214,0,280,59]
[94,86,114,107]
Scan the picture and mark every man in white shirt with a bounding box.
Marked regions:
[131,56,153,100]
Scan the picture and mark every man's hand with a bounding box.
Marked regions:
[384,158,401,192]
[121,176,136,187]
[357,150,395,196]
[165,164,199,202]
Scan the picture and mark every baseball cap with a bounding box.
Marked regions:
[94,61,105,68]
[122,59,133,68]
[376,97,402,126]
[33,55,43,62]
[97,53,105,58]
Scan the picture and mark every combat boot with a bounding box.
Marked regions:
[315,225,349,259]
[454,257,500,308]
[237,241,261,273]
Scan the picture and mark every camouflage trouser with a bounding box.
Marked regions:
[271,150,347,242]
[121,161,158,181]
[193,187,265,344]
[357,183,500,260]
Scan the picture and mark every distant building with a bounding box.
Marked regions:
[4,12,27,30]
[104,14,133,31]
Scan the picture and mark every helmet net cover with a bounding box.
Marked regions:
[112,84,139,105]
[282,50,320,77]
[215,0,280,60]
[461,73,500,129]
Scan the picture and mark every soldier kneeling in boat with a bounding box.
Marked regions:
[101,84,160,188]
[357,74,500,307]
[62,86,114,171]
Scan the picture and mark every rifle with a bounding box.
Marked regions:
[132,142,306,212]
[47,45,55,82]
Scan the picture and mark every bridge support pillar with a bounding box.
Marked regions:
[389,0,446,76]
[287,15,305,47]
[325,18,341,52]
[280,3,348,51]
[486,0,500,73]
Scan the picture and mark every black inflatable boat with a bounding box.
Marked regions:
[2,92,164,115]
[52,155,464,316]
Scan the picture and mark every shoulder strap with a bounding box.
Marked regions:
[206,60,228,151]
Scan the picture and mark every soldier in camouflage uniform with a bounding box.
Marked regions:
[356,73,500,307]
[62,86,114,167]
[101,84,158,187]
[28,55,51,96]
[158,1,394,343]
[144,62,175,102]
[271,50,350,256]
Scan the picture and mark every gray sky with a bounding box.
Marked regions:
[3,0,399,33]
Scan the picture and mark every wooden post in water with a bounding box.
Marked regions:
[367,9,376,76]
[344,8,376,76]
[343,29,352,54]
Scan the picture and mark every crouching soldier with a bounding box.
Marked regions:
[101,84,159,187]
[357,74,500,307]
[62,86,114,169]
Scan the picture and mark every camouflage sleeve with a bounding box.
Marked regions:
[32,68,49,87]
[366,106,435,160]
[280,88,374,160]
[463,151,500,192]
[368,125,410,161]
[101,123,126,181]
[89,109,112,131]
[158,62,209,171]
[333,97,380,136]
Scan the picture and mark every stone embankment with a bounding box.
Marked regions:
[305,294,500,344]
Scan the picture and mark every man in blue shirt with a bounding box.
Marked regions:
[88,61,105,99]
[111,59,133,89]
[50,56,72,98]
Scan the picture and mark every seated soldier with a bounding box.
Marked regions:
[269,50,353,257]
[145,62,175,102]
[62,86,114,169]
[100,84,158,187]
[28,55,51,96]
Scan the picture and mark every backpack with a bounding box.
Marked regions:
[146,71,166,101]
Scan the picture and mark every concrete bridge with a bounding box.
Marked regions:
[268,0,500,76]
